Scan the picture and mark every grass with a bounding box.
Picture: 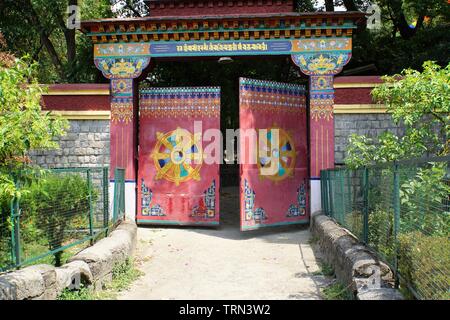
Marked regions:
[58,259,143,300]
[321,282,354,300]
[312,261,335,277]
[307,235,319,245]
[310,260,355,300]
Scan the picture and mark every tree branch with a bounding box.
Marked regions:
[21,0,65,78]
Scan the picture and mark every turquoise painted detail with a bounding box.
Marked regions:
[241,219,309,230]
[180,165,188,177]
[137,219,219,226]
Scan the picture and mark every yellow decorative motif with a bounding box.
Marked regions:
[308,55,336,74]
[257,126,297,182]
[310,99,334,121]
[151,128,203,186]
[110,60,137,76]
[111,102,133,123]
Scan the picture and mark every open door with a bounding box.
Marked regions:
[239,78,308,231]
[137,87,220,226]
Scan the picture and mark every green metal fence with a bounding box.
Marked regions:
[113,167,125,223]
[321,156,450,300]
[0,167,126,272]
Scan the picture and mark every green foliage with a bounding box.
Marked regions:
[345,62,450,169]
[344,211,364,239]
[0,0,113,83]
[399,164,450,236]
[0,57,68,200]
[313,262,335,277]
[398,232,450,300]
[109,258,143,292]
[321,282,354,300]
[367,206,396,263]
[58,283,95,300]
[373,61,450,133]
[19,173,97,266]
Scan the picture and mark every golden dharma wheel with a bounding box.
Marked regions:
[151,128,203,186]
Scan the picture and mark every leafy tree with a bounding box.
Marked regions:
[0,0,113,82]
[0,40,68,201]
[345,61,450,168]
[376,0,450,39]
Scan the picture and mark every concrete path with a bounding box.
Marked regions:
[118,187,330,300]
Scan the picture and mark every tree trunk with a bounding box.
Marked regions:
[325,0,335,11]
[65,0,77,64]
[22,0,65,79]
[388,0,423,39]
[342,0,358,11]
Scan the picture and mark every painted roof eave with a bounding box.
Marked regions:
[80,11,367,32]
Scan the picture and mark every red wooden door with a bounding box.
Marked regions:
[239,78,309,231]
[137,87,220,226]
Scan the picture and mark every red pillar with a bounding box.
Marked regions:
[110,78,138,181]
[94,54,151,219]
[291,51,351,212]
[309,75,335,178]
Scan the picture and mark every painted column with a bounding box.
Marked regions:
[94,52,151,220]
[292,44,352,213]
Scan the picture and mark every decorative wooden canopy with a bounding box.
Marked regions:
[80,11,366,44]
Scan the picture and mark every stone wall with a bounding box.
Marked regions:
[0,221,137,300]
[334,114,405,164]
[29,120,110,169]
[28,115,408,169]
[311,212,404,300]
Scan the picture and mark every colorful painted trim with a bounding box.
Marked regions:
[286,181,307,218]
[93,38,353,58]
[334,104,388,113]
[292,52,351,76]
[140,178,166,217]
[241,219,309,230]
[47,111,111,120]
[310,94,334,121]
[140,87,221,118]
[95,57,151,79]
[137,220,220,226]
[239,77,306,113]
[191,180,217,219]
[111,97,133,123]
[243,179,268,224]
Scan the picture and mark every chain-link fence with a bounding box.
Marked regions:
[0,167,125,272]
[321,156,450,300]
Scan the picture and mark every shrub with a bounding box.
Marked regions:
[19,173,97,266]
[399,163,450,237]
[398,232,450,300]
[367,206,396,265]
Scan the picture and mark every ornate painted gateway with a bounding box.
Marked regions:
[138,87,220,226]
[80,0,366,226]
[239,78,308,230]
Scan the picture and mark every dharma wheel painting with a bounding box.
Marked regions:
[239,78,309,231]
[257,127,297,182]
[151,128,203,186]
[138,87,220,226]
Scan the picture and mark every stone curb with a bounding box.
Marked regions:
[311,212,404,300]
[0,220,137,300]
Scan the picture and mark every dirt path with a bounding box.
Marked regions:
[118,187,330,300]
